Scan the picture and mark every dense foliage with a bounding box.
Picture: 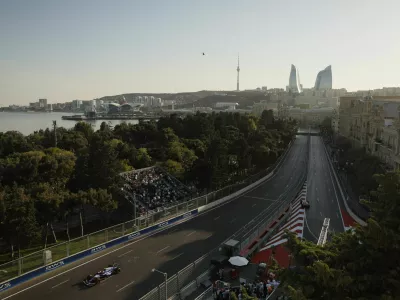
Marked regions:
[281,171,400,299]
[0,111,297,254]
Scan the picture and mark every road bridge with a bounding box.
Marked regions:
[297,127,321,136]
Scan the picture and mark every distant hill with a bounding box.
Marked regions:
[177,91,271,109]
[96,90,271,109]
[98,91,215,103]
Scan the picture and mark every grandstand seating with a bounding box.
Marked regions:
[120,167,192,216]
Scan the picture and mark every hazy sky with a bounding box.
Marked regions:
[1,0,400,105]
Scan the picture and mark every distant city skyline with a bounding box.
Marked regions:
[1,0,400,105]
[314,66,333,90]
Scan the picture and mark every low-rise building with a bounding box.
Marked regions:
[337,95,400,170]
[252,101,278,116]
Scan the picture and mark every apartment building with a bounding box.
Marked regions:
[337,95,400,170]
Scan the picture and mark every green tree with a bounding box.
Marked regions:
[73,122,94,141]
[86,188,117,223]
[0,185,40,256]
[260,109,274,127]
[31,182,67,245]
[162,159,185,179]
[58,130,89,153]
[0,131,33,157]
[134,147,152,168]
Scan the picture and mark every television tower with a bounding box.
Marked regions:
[236,54,240,92]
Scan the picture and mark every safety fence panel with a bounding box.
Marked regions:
[177,263,195,288]
[195,270,209,287]
[180,280,198,299]
[68,236,88,256]
[0,260,18,283]
[194,254,208,268]
[46,241,68,262]
[139,285,160,300]
[195,286,213,300]
[168,274,179,298]
[19,251,44,274]
[158,274,179,300]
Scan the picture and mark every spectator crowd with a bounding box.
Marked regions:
[213,262,280,300]
[214,275,280,300]
[121,167,192,216]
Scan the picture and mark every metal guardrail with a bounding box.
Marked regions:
[139,173,308,300]
[195,285,213,300]
[0,141,294,284]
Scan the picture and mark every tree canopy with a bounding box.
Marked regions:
[0,111,297,253]
[280,171,400,299]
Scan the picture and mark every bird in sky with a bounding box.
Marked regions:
[202,52,205,55]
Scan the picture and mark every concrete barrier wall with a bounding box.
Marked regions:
[0,210,198,293]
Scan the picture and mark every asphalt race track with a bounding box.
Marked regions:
[1,136,309,300]
[303,136,346,241]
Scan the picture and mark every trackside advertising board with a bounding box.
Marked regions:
[0,209,198,293]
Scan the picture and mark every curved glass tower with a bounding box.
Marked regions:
[289,64,302,93]
[314,65,332,90]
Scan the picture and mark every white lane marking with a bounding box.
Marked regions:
[118,250,133,258]
[205,233,213,239]
[186,231,196,237]
[171,253,183,260]
[116,280,135,293]
[156,246,170,254]
[230,218,236,224]
[244,196,277,201]
[51,279,69,289]
[317,197,319,202]
[1,142,298,300]
[320,212,323,217]
[252,204,257,207]
[214,216,220,221]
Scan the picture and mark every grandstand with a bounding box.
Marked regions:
[120,166,192,216]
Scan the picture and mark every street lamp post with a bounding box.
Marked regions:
[152,268,168,300]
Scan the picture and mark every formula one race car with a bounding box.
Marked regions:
[301,200,310,209]
[83,263,121,287]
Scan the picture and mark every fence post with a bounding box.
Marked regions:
[157,286,161,300]
[66,242,70,257]
[18,257,22,275]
